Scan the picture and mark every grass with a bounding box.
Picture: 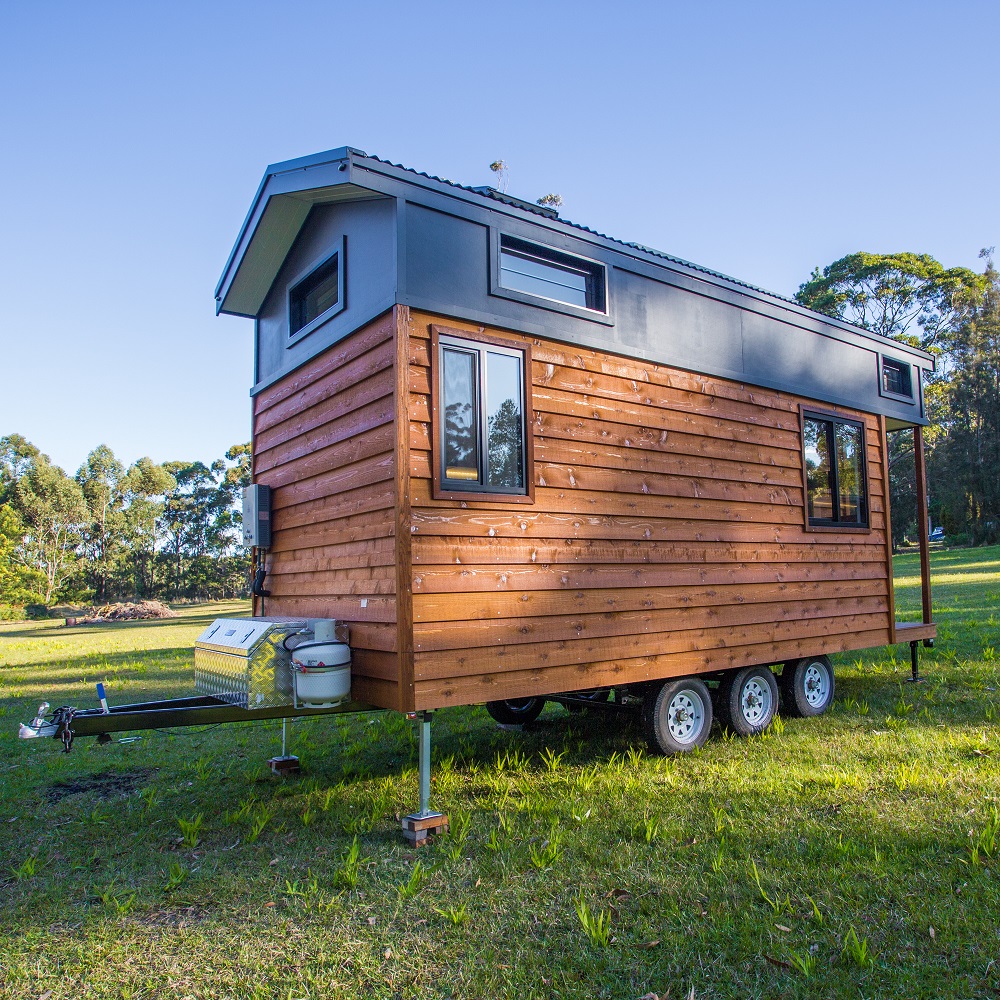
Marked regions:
[0,554,999,997]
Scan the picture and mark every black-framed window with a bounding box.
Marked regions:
[803,414,869,527]
[288,244,344,344]
[437,334,528,495]
[880,356,913,399]
[498,235,606,313]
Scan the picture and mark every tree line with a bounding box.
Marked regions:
[0,438,251,616]
[796,249,1000,548]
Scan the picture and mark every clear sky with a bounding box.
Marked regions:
[1,0,996,475]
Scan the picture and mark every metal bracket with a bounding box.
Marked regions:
[401,711,448,846]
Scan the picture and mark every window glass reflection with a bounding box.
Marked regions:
[442,348,479,481]
[835,423,864,524]
[804,418,834,521]
[486,351,524,489]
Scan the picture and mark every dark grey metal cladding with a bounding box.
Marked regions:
[219,146,933,425]
[400,200,927,424]
[255,198,396,387]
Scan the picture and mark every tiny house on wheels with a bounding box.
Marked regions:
[20,146,936,836]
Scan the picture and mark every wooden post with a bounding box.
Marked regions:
[879,416,897,644]
[913,425,932,626]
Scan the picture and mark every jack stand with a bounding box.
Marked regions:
[904,640,924,684]
[401,711,448,847]
[269,718,300,775]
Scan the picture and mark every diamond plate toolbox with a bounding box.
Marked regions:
[194,618,305,709]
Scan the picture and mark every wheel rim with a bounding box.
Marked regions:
[665,688,706,746]
[740,676,773,727]
[802,663,830,708]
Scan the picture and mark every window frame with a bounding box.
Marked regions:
[286,237,345,348]
[489,230,612,326]
[800,406,871,533]
[430,325,535,504]
[878,353,915,403]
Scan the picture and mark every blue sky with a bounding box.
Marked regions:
[1,0,996,475]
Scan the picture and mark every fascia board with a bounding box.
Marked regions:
[215,147,367,316]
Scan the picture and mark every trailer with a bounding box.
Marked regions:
[20,146,936,836]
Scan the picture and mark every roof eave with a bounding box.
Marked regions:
[215,146,367,317]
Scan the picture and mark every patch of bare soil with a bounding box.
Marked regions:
[81,601,178,623]
[46,767,157,802]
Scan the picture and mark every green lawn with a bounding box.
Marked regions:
[1,555,999,1000]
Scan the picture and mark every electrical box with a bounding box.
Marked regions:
[242,484,271,548]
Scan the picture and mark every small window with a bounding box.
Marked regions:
[498,235,606,313]
[288,247,344,341]
[803,413,869,528]
[434,331,531,498]
[881,357,913,399]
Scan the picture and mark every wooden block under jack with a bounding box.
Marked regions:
[401,812,449,847]
[268,755,300,775]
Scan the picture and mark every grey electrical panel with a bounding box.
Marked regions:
[242,484,271,548]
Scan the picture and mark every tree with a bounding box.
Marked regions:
[0,506,45,611]
[796,252,983,347]
[11,455,87,604]
[0,434,40,501]
[76,445,129,603]
[123,457,175,598]
[928,262,1000,543]
[157,447,249,599]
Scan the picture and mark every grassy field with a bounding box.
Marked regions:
[1,551,999,999]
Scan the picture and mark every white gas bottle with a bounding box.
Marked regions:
[290,620,351,708]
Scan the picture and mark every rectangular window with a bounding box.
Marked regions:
[881,357,913,399]
[499,235,606,313]
[435,330,531,498]
[803,413,869,528]
[288,246,344,341]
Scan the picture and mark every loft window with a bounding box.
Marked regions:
[499,235,606,313]
[881,357,913,399]
[802,413,869,528]
[434,331,531,498]
[288,246,344,341]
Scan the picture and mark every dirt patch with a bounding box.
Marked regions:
[46,767,158,802]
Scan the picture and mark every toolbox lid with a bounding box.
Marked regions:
[195,618,289,657]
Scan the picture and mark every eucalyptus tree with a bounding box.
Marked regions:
[797,252,986,547]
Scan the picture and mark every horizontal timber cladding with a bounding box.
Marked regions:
[252,309,405,711]
[404,310,893,711]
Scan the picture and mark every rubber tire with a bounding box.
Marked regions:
[780,655,835,717]
[642,678,713,755]
[716,666,779,736]
[485,697,545,725]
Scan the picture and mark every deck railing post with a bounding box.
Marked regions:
[914,425,933,628]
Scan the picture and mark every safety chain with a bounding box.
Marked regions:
[51,706,77,753]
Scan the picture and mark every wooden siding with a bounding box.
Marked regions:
[405,310,893,711]
[252,310,403,711]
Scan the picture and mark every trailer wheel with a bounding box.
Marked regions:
[780,655,835,717]
[716,667,779,736]
[642,678,713,754]
[485,697,545,725]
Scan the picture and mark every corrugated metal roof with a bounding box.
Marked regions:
[363,153,798,306]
